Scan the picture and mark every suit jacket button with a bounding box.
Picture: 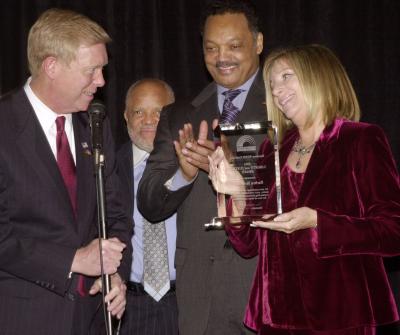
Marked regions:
[209,256,215,262]
[67,292,75,301]
[223,240,232,249]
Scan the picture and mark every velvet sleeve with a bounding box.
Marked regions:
[225,224,259,258]
[317,124,400,258]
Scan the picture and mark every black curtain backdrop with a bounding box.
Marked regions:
[0,0,399,163]
[0,0,399,331]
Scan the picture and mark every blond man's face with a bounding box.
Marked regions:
[52,43,108,113]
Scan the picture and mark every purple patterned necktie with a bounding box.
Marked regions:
[56,116,85,296]
[220,89,243,124]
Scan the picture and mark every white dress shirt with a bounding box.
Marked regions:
[24,78,76,163]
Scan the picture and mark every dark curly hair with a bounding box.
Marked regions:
[200,0,260,36]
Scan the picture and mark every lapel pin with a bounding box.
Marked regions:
[81,142,92,156]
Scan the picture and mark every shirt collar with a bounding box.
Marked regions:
[216,68,259,96]
[24,77,73,132]
[132,143,149,168]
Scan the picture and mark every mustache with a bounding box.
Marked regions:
[140,126,157,131]
[216,61,238,69]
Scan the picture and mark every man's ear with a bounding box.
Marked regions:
[256,32,263,55]
[42,56,58,79]
[124,110,128,123]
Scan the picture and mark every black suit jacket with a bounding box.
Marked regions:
[138,71,266,335]
[0,88,132,335]
[116,142,134,219]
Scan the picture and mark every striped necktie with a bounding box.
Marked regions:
[220,89,243,124]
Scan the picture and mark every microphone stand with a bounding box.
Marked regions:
[93,148,114,335]
[89,101,114,335]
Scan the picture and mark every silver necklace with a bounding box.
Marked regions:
[292,139,316,169]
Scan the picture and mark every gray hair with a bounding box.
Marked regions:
[125,78,175,107]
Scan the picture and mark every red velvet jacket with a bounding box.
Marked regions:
[226,118,400,332]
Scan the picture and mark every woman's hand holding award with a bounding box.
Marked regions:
[205,121,282,229]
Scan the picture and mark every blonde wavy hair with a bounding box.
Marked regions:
[28,8,111,76]
[263,44,360,141]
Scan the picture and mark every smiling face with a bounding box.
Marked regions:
[269,59,309,127]
[124,81,173,152]
[50,43,108,114]
[203,13,263,89]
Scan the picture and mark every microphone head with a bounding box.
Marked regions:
[88,100,106,119]
[88,100,106,150]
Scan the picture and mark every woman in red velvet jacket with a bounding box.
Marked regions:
[209,44,400,334]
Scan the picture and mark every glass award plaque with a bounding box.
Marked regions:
[205,121,282,229]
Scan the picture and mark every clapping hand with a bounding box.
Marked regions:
[208,146,245,195]
[173,119,218,181]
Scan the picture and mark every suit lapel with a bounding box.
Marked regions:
[297,119,343,205]
[73,113,96,239]
[190,82,219,139]
[14,90,76,222]
[237,70,266,123]
[276,126,328,207]
[125,146,134,207]
[120,143,134,207]
[297,143,327,205]
[189,70,266,138]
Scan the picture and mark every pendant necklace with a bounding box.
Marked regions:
[292,139,316,169]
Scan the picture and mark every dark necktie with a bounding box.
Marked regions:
[55,116,77,215]
[55,116,85,296]
[220,89,243,124]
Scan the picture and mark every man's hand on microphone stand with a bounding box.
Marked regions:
[89,273,127,319]
[70,238,128,319]
[71,237,126,276]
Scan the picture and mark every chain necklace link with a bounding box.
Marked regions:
[292,139,316,169]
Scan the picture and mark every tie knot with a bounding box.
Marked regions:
[222,89,242,102]
[56,116,66,133]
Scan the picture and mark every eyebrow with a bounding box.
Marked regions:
[204,37,242,44]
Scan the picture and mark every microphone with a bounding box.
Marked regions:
[88,100,106,150]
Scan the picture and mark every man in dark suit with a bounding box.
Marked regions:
[116,79,178,335]
[0,9,132,335]
[138,1,265,334]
